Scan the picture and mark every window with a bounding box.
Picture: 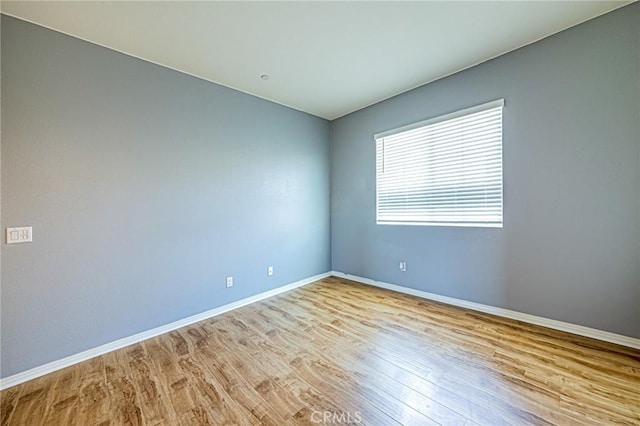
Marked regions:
[375,99,504,227]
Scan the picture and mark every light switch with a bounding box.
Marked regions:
[6,227,33,244]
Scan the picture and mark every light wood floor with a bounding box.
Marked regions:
[1,277,639,425]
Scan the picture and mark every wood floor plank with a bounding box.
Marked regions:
[0,383,22,426]
[143,337,198,423]
[5,374,56,425]
[104,348,145,425]
[195,325,307,421]
[195,345,286,426]
[124,343,176,425]
[5,387,48,425]
[194,320,306,423]
[74,356,110,425]
[1,276,638,425]
[47,356,109,425]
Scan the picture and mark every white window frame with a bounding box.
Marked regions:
[374,99,504,228]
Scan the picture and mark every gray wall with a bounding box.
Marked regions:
[1,16,330,378]
[330,3,640,338]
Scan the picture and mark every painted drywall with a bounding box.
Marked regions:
[330,3,640,338]
[1,15,330,378]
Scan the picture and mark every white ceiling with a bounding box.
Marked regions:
[1,1,632,120]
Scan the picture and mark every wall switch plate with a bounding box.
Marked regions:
[399,261,407,272]
[267,266,274,276]
[6,227,33,244]
[226,276,233,288]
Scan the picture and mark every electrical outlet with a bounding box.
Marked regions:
[267,266,274,276]
[399,261,407,272]
[226,276,233,288]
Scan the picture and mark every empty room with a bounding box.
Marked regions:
[1,1,639,425]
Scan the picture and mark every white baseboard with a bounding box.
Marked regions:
[0,272,330,390]
[330,271,640,350]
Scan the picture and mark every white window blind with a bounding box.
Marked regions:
[375,99,504,227]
